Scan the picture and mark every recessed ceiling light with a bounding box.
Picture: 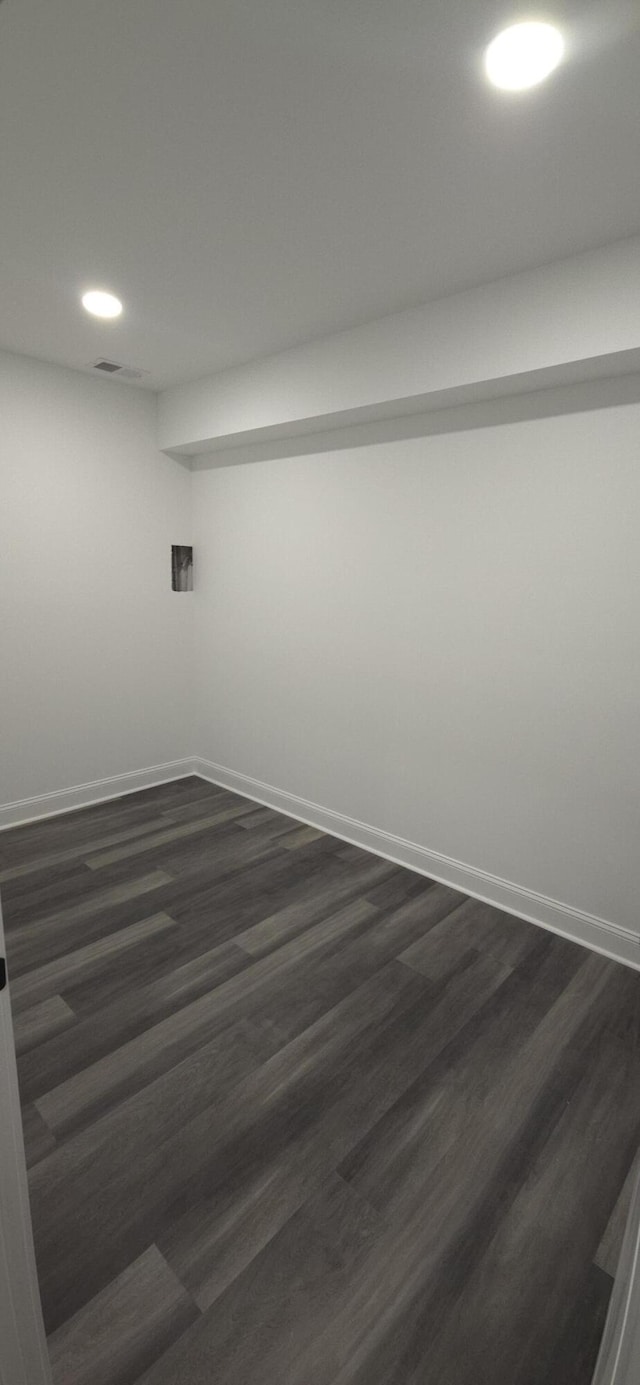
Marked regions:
[484,21,565,91]
[81,289,123,319]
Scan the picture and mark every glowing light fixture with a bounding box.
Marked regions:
[81,289,123,319]
[484,21,564,91]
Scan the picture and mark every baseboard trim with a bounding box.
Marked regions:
[0,759,197,831]
[193,756,640,972]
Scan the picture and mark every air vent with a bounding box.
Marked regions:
[89,359,145,381]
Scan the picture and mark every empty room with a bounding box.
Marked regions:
[2,2,640,1383]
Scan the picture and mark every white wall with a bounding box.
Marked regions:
[192,399,640,934]
[0,350,192,809]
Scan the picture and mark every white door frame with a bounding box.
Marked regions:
[0,897,51,1385]
[594,1156,640,1385]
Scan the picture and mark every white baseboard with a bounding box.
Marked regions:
[0,758,197,831]
[193,756,640,972]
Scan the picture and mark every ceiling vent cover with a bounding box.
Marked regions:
[90,359,145,381]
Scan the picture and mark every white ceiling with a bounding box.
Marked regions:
[1,0,640,390]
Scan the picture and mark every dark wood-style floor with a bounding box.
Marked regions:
[2,776,640,1385]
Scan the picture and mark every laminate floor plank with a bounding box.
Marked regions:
[30,1018,281,1330]
[0,817,173,885]
[144,828,281,882]
[34,900,380,1135]
[235,817,320,849]
[60,923,192,1017]
[0,786,202,865]
[13,994,77,1054]
[2,855,169,929]
[76,820,293,904]
[0,778,219,863]
[244,885,469,1045]
[85,805,254,870]
[400,896,543,980]
[7,872,173,974]
[234,805,297,832]
[48,848,357,1023]
[47,1244,199,1385]
[50,856,401,1054]
[29,962,426,1332]
[157,790,249,823]
[21,1101,56,1168]
[155,844,361,935]
[298,957,623,1385]
[0,860,102,913]
[336,842,376,865]
[339,934,579,1209]
[0,805,156,868]
[279,824,327,850]
[114,777,224,811]
[400,1033,640,1385]
[11,911,179,1014]
[59,892,282,1017]
[18,938,251,1108]
[144,1174,385,1385]
[2,777,639,1385]
[236,862,431,960]
[158,952,509,1317]
[363,871,433,912]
